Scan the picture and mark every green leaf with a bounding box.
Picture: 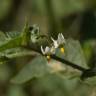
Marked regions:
[0,31,8,44]
[0,36,22,52]
[0,47,37,64]
[83,76,96,86]
[12,39,86,83]
[0,30,22,52]
[0,22,31,52]
[11,38,88,84]
[11,55,50,84]
[64,38,88,68]
[54,38,88,79]
[6,31,20,38]
[30,74,93,96]
[7,84,27,96]
[0,31,20,44]
[0,48,35,58]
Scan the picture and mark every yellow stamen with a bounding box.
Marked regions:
[46,55,51,60]
[60,47,65,53]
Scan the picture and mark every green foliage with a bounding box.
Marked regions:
[10,37,88,84]
[11,56,49,84]
[7,84,27,96]
[0,0,96,96]
[57,38,88,68]
[0,22,96,96]
[30,74,95,96]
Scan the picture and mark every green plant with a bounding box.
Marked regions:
[0,22,96,96]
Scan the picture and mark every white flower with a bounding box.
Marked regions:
[41,33,65,56]
[51,33,65,48]
[58,33,65,44]
[41,46,50,55]
[51,37,58,48]
[41,46,55,55]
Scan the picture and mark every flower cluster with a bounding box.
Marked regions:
[41,33,66,60]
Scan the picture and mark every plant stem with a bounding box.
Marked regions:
[28,46,88,72]
[51,55,87,72]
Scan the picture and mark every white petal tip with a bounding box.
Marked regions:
[41,46,45,54]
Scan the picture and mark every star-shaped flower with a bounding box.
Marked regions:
[41,46,55,61]
[51,33,66,48]
[41,46,50,55]
[41,33,66,61]
[41,46,55,55]
[51,33,66,53]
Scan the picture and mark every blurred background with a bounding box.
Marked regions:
[0,0,96,96]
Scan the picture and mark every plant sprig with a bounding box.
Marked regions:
[0,23,95,80]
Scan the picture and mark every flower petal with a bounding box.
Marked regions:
[51,37,59,48]
[57,33,65,45]
[45,46,50,53]
[41,46,45,55]
[61,33,66,43]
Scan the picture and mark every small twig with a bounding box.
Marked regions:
[27,46,96,79]
[28,47,88,72]
[3,45,94,79]
[51,55,96,79]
